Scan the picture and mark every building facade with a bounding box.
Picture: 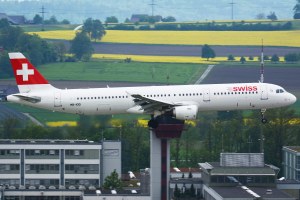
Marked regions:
[199,153,295,200]
[283,146,300,181]
[278,146,300,199]
[0,139,121,190]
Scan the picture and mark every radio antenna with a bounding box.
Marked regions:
[260,39,264,83]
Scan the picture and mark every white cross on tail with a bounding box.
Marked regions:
[17,63,34,81]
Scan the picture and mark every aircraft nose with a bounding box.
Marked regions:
[290,93,297,104]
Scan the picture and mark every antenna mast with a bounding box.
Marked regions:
[40,5,46,31]
[229,0,236,20]
[149,0,156,16]
[260,39,264,83]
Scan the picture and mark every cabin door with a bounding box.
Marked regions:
[261,85,268,100]
[203,89,210,101]
[54,92,62,107]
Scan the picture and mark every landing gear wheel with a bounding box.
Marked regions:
[260,109,268,124]
[261,118,268,124]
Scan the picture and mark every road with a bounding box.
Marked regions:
[52,39,300,57]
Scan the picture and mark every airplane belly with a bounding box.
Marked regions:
[96,104,112,114]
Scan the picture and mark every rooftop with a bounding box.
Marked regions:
[170,167,201,173]
[0,139,99,145]
[212,186,295,199]
[199,162,276,176]
[284,146,300,153]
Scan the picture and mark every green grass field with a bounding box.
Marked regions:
[5,103,79,124]
[38,60,206,84]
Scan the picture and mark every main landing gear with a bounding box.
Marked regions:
[148,117,159,129]
[261,109,268,124]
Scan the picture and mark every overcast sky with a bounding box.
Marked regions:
[0,0,296,23]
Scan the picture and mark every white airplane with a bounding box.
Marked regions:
[6,52,297,128]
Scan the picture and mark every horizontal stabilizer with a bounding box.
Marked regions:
[13,94,41,103]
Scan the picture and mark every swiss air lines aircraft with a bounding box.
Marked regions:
[6,52,297,128]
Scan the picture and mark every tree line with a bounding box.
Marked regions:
[0,17,107,78]
[1,107,299,176]
[201,44,300,63]
[0,19,67,78]
[106,21,293,31]
[294,0,300,19]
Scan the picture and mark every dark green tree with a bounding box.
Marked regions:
[121,124,149,173]
[33,14,43,24]
[162,16,176,22]
[105,16,118,23]
[45,15,58,24]
[294,0,300,19]
[271,54,280,63]
[91,19,106,42]
[256,13,266,20]
[0,18,10,28]
[0,25,23,51]
[240,56,246,64]
[103,169,122,190]
[53,42,67,62]
[284,53,299,62]
[188,171,193,178]
[61,19,70,24]
[267,12,278,21]
[70,31,93,61]
[173,184,181,199]
[1,118,21,139]
[17,34,56,65]
[201,44,215,61]
[228,54,235,61]
[83,18,93,38]
[83,18,106,41]
[263,107,297,168]
[0,52,13,78]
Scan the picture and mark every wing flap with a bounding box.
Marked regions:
[129,93,176,113]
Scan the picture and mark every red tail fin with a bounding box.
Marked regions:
[9,52,49,85]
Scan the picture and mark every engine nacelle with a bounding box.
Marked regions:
[173,105,198,120]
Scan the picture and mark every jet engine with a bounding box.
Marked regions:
[173,105,198,120]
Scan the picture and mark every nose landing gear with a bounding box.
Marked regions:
[261,109,268,124]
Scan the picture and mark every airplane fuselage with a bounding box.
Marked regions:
[7,82,296,116]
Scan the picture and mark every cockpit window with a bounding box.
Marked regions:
[276,89,285,93]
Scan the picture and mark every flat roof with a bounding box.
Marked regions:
[284,146,300,153]
[212,186,294,199]
[200,162,276,176]
[211,167,275,176]
[212,187,253,198]
[0,139,99,145]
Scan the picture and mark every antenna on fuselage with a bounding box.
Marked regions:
[260,39,264,83]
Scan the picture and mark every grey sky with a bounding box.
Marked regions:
[0,0,296,23]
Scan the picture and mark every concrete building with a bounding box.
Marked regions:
[199,153,295,200]
[169,167,202,198]
[283,146,300,181]
[0,139,121,199]
[277,146,300,199]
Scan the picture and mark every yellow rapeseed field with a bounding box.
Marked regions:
[31,30,300,47]
[92,53,223,64]
[46,121,77,127]
[93,54,284,64]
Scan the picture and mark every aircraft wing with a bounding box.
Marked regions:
[129,94,179,113]
[12,94,41,103]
